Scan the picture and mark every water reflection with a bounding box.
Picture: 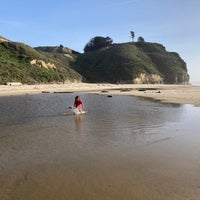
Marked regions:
[137,96,182,108]
[1,93,200,200]
[0,93,187,142]
[83,94,184,135]
[75,114,83,134]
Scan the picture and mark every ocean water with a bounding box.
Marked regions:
[191,81,200,85]
[0,93,200,200]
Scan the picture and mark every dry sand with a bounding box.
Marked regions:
[1,83,200,106]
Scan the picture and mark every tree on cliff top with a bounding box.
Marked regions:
[130,31,135,42]
[84,36,113,52]
[137,36,145,43]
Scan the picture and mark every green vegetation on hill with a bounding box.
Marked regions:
[34,46,81,80]
[74,41,189,84]
[0,35,189,84]
[75,43,161,83]
[0,41,82,84]
[135,42,189,83]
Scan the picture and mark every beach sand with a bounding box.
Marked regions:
[0,83,200,106]
[1,83,200,199]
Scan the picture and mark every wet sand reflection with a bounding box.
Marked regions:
[0,94,200,199]
[75,114,83,133]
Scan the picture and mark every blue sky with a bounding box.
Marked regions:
[1,0,200,83]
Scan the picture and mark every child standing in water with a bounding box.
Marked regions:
[74,96,83,112]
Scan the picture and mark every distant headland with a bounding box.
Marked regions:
[0,34,189,85]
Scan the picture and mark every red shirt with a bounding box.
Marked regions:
[74,99,83,109]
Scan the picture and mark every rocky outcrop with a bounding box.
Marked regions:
[133,73,163,84]
[173,73,190,84]
[0,36,9,42]
[30,59,56,69]
[64,54,74,60]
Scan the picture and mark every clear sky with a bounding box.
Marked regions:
[1,0,200,83]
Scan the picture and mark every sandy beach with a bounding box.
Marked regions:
[0,83,200,106]
[1,84,200,200]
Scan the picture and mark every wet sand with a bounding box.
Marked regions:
[1,83,200,199]
[0,83,200,106]
[1,123,200,200]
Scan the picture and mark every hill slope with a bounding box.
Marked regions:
[0,38,82,84]
[135,42,189,84]
[0,36,189,84]
[74,42,189,84]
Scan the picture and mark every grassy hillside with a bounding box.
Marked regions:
[34,46,82,81]
[74,43,162,83]
[0,40,82,84]
[74,42,189,84]
[0,36,189,84]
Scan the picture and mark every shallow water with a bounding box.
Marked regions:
[0,93,200,200]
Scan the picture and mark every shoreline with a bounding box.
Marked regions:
[1,83,200,106]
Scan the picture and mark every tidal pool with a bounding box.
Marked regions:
[0,93,200,200]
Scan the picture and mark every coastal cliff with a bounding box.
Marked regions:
[0,36,189,84]
[74,42,189,84]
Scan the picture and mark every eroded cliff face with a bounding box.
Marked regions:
[135,42,190,84]
[173,73,190,84]
[133,73,163,84]
[132,73,190,84]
